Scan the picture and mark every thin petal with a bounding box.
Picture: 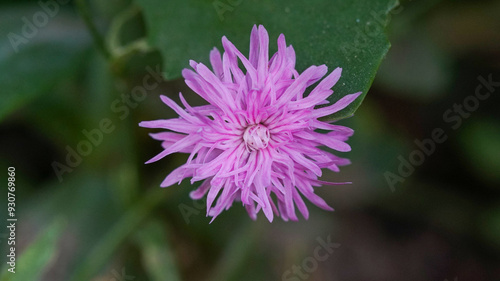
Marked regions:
[312,92,362,118]
[210,47,223,79]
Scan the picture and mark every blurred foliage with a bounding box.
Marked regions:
[0,219,65,281]
[459,118,500,185]
[0,0,499,280]
[0,6,89,121]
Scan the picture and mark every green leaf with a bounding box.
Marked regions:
[133,220,181,281]
[135,0,398,119]
[0,6,90,121]
[0,219,65,281]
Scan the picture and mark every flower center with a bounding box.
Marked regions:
[243,124,270,152]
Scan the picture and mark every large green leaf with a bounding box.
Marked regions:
[0,6,90,121]
[0,219,65,281]
[135,0,398,119]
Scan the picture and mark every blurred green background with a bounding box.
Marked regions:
[1,0,499,280]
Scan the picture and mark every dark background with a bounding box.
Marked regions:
[0,0,499,280]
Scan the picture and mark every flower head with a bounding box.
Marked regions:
[140,25,361,222]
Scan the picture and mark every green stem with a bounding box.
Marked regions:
[69,188,167,281]
[76,0,111,59]
[107,5,142,55]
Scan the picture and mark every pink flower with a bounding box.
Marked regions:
[140,25,361,222]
